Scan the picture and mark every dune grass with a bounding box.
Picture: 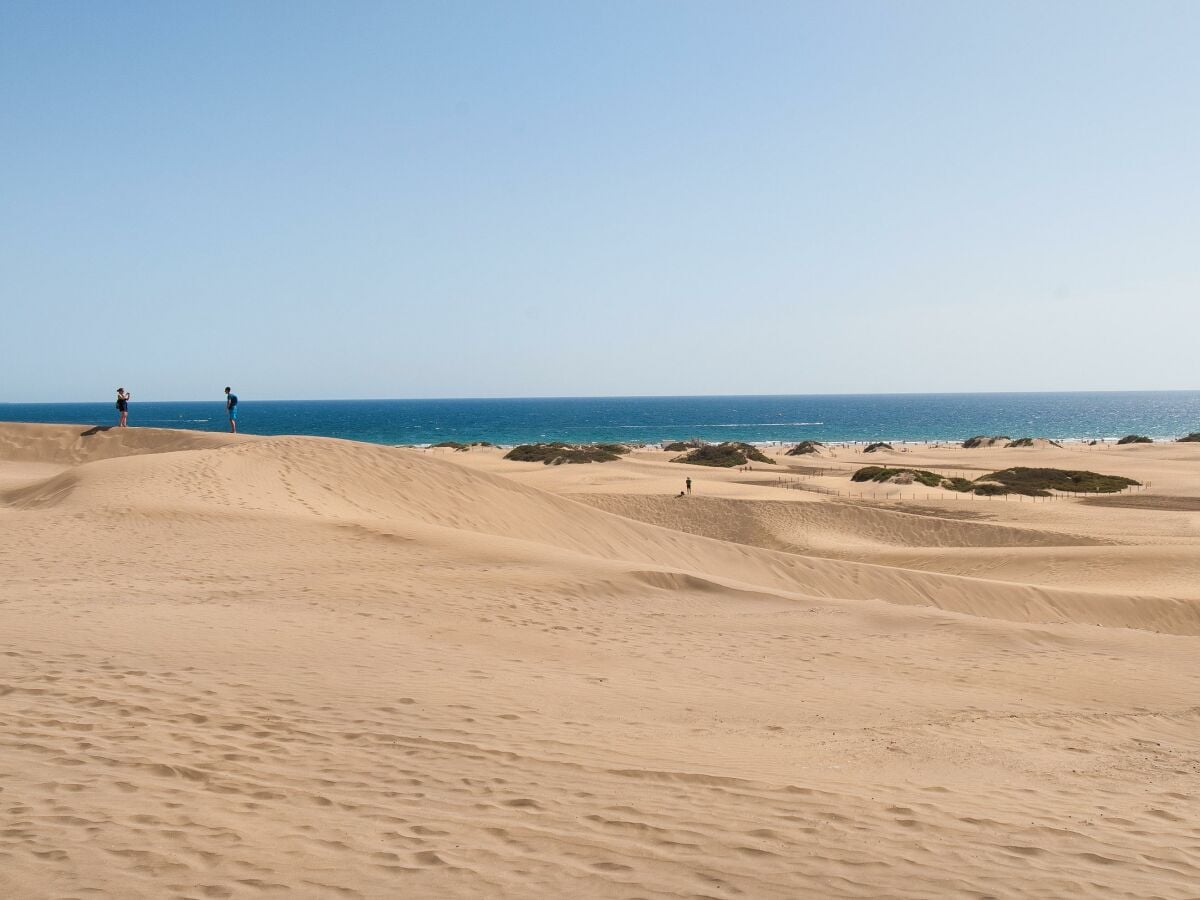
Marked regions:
[1117,435,1153,445]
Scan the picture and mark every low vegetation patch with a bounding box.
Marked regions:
[851,465,1138,497]
[1117,434,1152,445]
[662,441,700,452]
[863,442,893,453]
[971,482,1011,496]
[504,442,631,465]
[851,466,944,488]
[942,477,976,493]
[1177,433,1200,443]
[784,440,823,456]
[962,435,1011,449]
[432,441,470,451]
[976,467,1139,497]
[1005,437,1062,448]
[672,442,776,468]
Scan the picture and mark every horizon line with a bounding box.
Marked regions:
[4,387,1200,405]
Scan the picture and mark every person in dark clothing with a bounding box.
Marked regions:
[224,386,239,433]
[685,477,692,494]
[116,387,130,427]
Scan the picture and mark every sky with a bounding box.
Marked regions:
[2,1,1198,402]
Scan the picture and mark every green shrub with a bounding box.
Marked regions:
[663,441,699,452]
[784,440,823,456]
[851,466,896,482]
[851,466,943,487]
[1177,433,1200,443]
[852,466,1135,497]
[432,441,469,451]
[504,442,630,464]
[972,482,1010,496]
[863,442,893,453]
[1117,434,1152,445]
[673,442,776,468]
[942,477,975,492]
[1004,437,1061,448]
[962,435,1011,449]
[979,467,1139,496]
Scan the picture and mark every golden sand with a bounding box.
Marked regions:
[2,423,1198,898]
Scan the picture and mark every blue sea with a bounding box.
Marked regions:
[3,392,1200,447]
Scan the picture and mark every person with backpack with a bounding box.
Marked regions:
[224,386,239,433]
[115,387,130,427]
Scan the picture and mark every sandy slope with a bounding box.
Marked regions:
[2,424,1199,899]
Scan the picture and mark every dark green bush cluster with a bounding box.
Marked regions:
[662,441,700,452]
[971,482,1010,496]
[784,440,823,456]
[863,442,893,453]
[432,441,470,451]
[1005,437,1062,448]
[1117,434,1152,445]
[672,442,776,468]
[1177,433,1200,443]
[962,435,1011,449]
[851,466,1138,497]
[975,467,1139,496]
[504,442,631,465]
[851,467,944,488]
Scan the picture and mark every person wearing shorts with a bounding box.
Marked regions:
[225,386,238,433]
[116,387,130,427]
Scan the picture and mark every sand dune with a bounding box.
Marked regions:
[3,424,1200,898]
[0,421,248,465]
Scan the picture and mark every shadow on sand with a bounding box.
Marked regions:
[79,426,114,437]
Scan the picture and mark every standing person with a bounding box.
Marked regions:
[224,386,238,433]
[115,387,130,427]
[685,476,692,494]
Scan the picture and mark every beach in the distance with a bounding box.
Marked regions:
[5,390,1200,446]
[3,420,1199,898]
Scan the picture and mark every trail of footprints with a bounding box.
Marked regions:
[2,640,1198,899]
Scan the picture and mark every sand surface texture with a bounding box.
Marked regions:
[3,424,1199,898]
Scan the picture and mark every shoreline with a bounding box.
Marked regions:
[2,392,1197,449]
[2,418,1196,451]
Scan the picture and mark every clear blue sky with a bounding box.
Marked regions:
[3,1,1197,402]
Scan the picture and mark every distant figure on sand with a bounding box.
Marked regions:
[115,387,130,427]
[685,477,692,494]
[225,387,238,433]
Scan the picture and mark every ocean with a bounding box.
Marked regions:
[3,392,1200,447]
